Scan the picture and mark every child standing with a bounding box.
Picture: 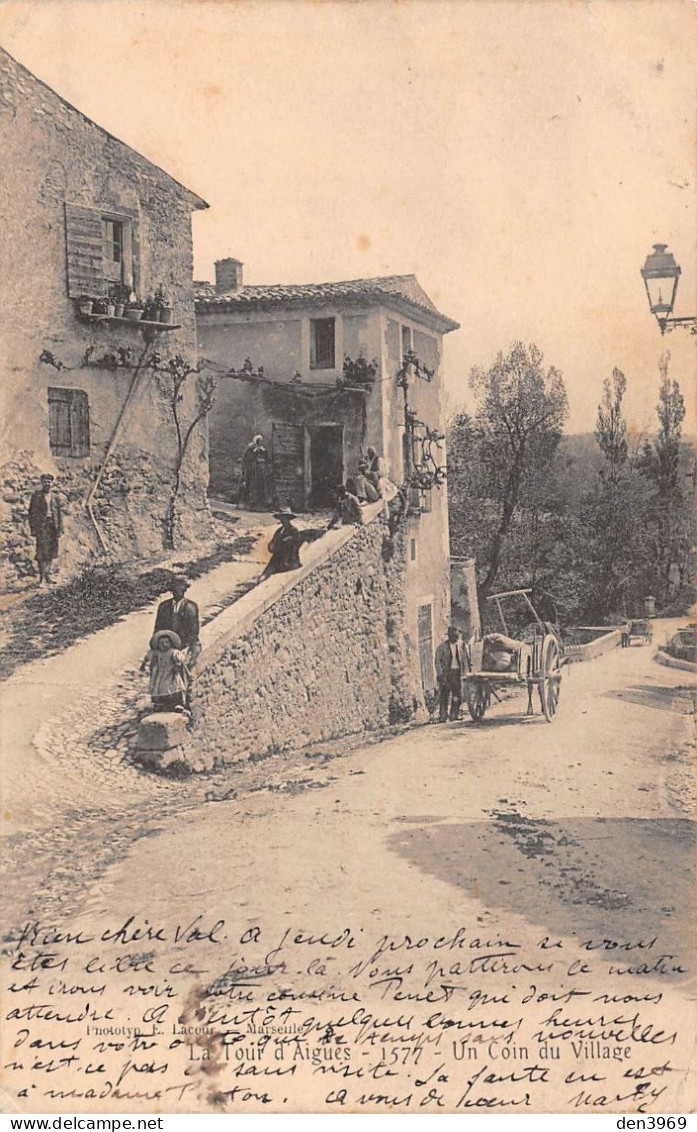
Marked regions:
[140,629,190,712]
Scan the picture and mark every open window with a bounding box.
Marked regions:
[64,202,135,298]
[310,318,335,369]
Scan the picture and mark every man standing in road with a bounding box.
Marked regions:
[435,625,464,722]
[28,473,63,585]
[154,575,201,668]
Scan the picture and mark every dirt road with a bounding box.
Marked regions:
[1,623,695,1114]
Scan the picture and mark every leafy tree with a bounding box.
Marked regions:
[464,342,568,599]
[638,352,691,605]
[582,365,652,619]
[595,367,628,482]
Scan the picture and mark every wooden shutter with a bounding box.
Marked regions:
[71,390,90,456]
[48,389,72,454]
[64,203,107,298]
[271,422,305,508]
[48,388,90,457]
[417,603,435,692]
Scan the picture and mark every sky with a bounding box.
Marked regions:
[1,0,695,433]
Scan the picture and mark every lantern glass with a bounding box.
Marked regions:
[641,243,681,320]
[644,273,678,316]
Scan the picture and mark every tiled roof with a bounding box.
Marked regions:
[195,274,459,332]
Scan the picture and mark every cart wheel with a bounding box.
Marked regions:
[539,636,562,722]
[466,679,490,722]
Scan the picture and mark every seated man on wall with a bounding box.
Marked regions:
[261,508,324,578]
[328,484,364,529]
[365,446,399,502]
[352,462,381,503]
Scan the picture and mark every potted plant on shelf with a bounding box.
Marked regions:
[92,298,108,316]
[77,294,94,316]
[154,285,174,324]
[109,283,130,318]
[142,296,157,323]
[125,297,145,322]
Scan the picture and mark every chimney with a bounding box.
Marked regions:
[215,257,244,294]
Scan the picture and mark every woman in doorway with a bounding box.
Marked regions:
[239,434,271,509]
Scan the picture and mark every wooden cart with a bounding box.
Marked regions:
[464,589,563,723]
[627,618,653,646]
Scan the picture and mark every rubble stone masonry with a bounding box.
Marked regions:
[183,506,423,771]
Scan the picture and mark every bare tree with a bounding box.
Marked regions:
[151,353,217,548]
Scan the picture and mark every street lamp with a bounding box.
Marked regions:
[641,243,696,334]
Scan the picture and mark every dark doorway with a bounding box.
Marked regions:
[309,425,344,508]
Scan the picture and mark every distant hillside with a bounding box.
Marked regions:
[551,433,695,509]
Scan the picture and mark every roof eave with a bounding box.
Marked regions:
[195,292,459,333]
[2,47,209,212]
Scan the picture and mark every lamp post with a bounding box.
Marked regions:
[641,244,697,334]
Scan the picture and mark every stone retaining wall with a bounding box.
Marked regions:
[564,627,622,663]
[654,648,697,675]
[183,503,422,771]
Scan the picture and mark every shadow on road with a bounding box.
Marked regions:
[429,712,551,734]
[603,684,696,715]
[389,812,695,979]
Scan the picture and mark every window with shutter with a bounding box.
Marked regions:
[64,203,135,298]
[48,388,90,457]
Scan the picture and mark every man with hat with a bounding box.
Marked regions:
[153,575,201,667]
[28,473,63,585]
[261,508,323,578]
[434,625,465,722]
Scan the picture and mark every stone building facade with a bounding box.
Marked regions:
[0,48,212,589]
[196,262,459,696]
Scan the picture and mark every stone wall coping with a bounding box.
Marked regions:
[565,626,622,664]
[654,648,697,674]
[196,500,387,668]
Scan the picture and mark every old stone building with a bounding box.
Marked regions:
[0,48,212,589]
[196,261,460,694]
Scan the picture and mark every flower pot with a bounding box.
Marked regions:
[105,303,116,317]
[126,308,144,322]
[159,306,174,324]
[78,300,94,316]
[113,303,125,318]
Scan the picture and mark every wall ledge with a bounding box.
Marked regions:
[654,648,697,674]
